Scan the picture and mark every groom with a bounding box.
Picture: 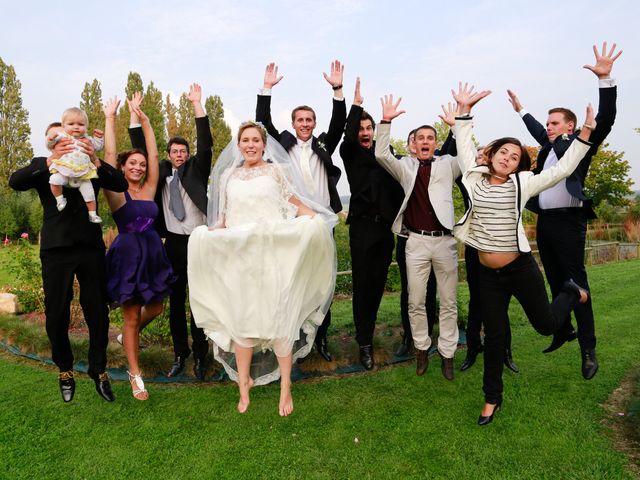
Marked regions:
[256,61,346,361]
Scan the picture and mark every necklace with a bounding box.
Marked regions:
[491,174,507,180]
[128,183,142,193]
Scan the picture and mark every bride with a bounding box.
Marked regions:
[187,121,337,416]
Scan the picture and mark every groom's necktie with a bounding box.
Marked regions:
[299,143,316,195]
[169,173,186,222]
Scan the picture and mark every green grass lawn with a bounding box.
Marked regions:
[1,260,639,479]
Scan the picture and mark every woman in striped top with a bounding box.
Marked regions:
[441,84,594,425]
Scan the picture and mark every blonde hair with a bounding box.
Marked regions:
[61,107,88,125]
[237,121,267,144]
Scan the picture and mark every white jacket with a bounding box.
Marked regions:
[452,117,592,253]
[374,123,461,235]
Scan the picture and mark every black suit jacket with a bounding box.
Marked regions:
[524,86,617,218]
[129,116,213,236]
[340,104,403,224]
[9,158,128,251]
[256,94,345,213]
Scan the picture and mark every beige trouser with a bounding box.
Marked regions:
[405,232,459,358]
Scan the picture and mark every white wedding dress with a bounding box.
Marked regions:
[188,164,335,385]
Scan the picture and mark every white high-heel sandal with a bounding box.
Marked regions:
[127,371,148,401]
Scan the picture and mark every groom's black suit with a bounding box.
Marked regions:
[9,157,127,377]
[129,116,212,362]
[525,84,617,351]
[256,93,346,342]
[256,94,345,213]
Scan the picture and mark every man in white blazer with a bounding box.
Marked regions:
[375,95,460,380]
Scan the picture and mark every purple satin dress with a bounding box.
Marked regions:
[106,192,174,307]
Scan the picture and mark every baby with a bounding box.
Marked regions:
[47,107,103,223]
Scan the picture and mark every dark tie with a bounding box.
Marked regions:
[418,159,433,168]
[169,173,186,222]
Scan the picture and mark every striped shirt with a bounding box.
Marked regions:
[466,177,519,253]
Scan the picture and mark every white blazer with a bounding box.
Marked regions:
[374,123,461,235]
[452,117,592,253]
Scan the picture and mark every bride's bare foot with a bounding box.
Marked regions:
[279,382,294,417]
[237,376,254,413]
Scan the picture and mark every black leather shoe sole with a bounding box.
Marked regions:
[542,329,577,354]
[59,379,75,403]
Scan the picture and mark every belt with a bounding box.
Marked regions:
[539,207,583,215]
[406,226,451,237]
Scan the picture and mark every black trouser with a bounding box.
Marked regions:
[537,208,595,350]
[40,246,109,378]
[479,254,579,404]
[349,216,395,346]
[464,246,511,352]
[397,235,437,337]
[164,232,208,361]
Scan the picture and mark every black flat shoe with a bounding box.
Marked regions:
[167,356,186,378]
[478,400,502,426]
[460,345,483,371]
[359,345,374,370]
[194,358,207,381]
[504,348,519,373]
[542,328,577,354]
[394,333,413,357]
[315,335,332,362]
[93,372,115,402]
[581,348,599,380]
[59,371,75,403]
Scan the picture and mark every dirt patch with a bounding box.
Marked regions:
[603,367,640,477]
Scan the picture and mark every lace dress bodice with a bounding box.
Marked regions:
[223,164,297,228]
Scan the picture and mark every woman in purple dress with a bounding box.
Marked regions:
[102,94,174,400]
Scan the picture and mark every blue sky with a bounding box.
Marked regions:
[2,0,639,195]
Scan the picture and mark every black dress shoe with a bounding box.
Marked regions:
[59,371,75,403]
[194,358,207,381]
[478,400,502,426]
[504,348,519,373]
[460,345,483,371]
[359,345,374,370]
[542,328,577,354]
[441,356,454,381]
[394,333,413,357]
[93,372,115,402]
[581,348,599,380]
[167,356,186,377]
[315,335,332,362]
[416,349,429,376]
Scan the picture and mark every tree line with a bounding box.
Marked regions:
[0,56,635,240]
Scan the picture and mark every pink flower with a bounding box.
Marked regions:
[20,232,29,239]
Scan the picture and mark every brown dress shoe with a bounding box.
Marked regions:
[441,356,454,381]
[416,349,429,376]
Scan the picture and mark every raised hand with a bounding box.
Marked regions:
[583,41,622,79]
[451,82,491,114]
[187,83,202,104]
[507,89,523,112]
[380,94,405,122]
[103,96,121,118]
[323,60,344,88]
[127,91,143,113]
[127,92,147,123]
[263,63,283,89]
[438,102,459,127]
[579,103,596,142]
[353,77,363,106]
